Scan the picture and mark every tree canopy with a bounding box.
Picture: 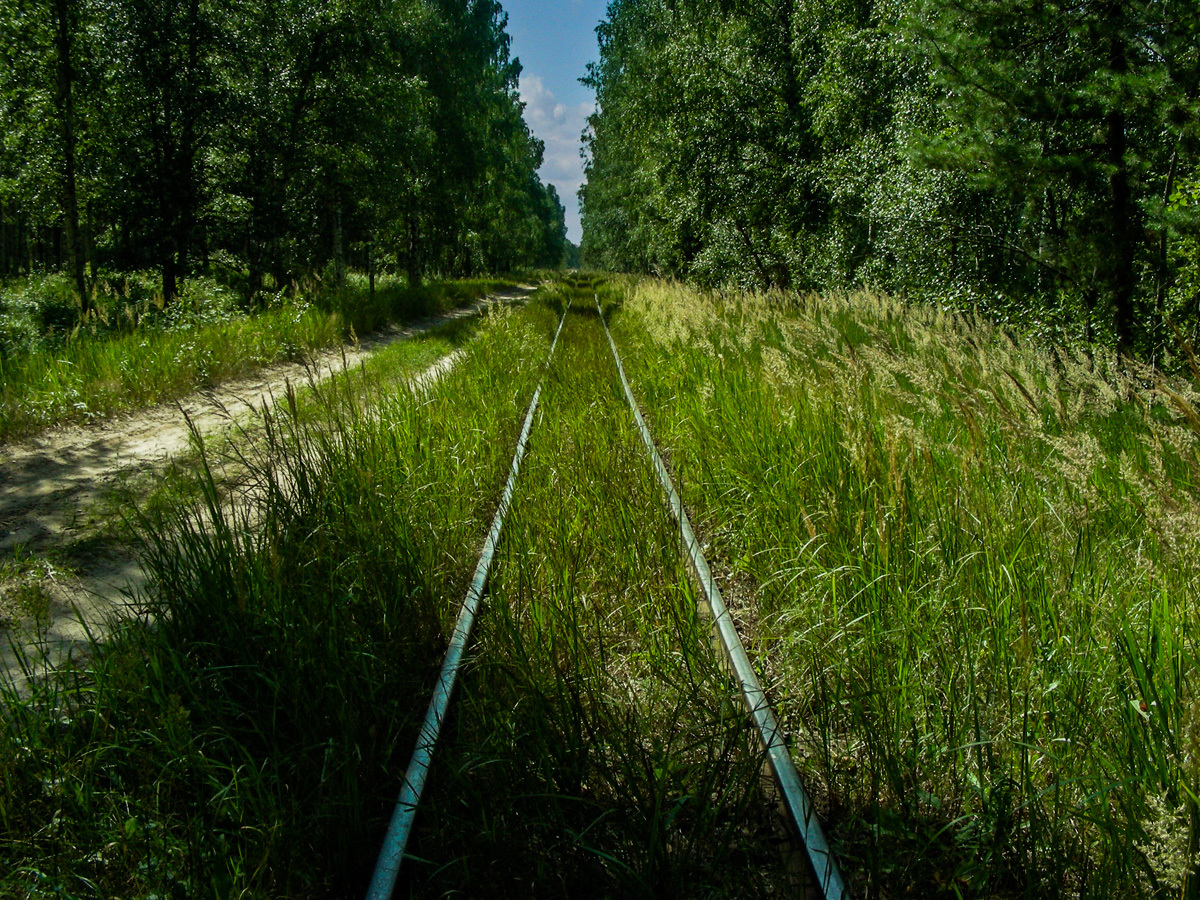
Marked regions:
[581,0,1200,355]
[0,0,568,302]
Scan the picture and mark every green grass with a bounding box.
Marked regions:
[70,311,494,558]
[0,556,60,632]
[0,282,797,898]
[0,271,522,442]
[7,271,1192,897]
[0,301,554,897]
[608,279,1200,898]
[403,283,785,896]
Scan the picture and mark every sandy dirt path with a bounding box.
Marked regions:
[0,286,534,692]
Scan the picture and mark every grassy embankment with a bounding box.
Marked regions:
[0,300,554,897]
[609,279,1200,898]
[0,305,496,640]
[10,270,1195,898]
[0,271,521,442]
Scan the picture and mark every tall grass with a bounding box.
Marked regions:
[13,271,1183,897]
[0,302,554,898]
[0,272,520,442]
[404,285,787,897]
[610,279,1200,898]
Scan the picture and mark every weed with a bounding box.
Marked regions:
[404,284,786,897]
[0,272,523,443]
[0,557,62,632]
[609,279,1200,897]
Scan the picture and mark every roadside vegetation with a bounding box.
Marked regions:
[0,281,797,898]
[7,271,1198,898]
[609,278,1200,897]
[0,299,555,897]
[582,0,1199,359]
[0,270,519,442]
[0,0,569,311]
[0,304,502,683]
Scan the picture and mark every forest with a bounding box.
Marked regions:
[0,0,568,306]
[581,0,1200,358]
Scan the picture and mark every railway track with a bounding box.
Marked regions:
[369,280,847,898]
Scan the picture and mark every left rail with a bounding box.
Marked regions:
[366,308,567,900]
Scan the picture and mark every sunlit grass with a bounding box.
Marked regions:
[8,270,1190,898]
[0,301,554,897]
[610,279,1200,898]
[0,272,521,442]
[404,286,785,896]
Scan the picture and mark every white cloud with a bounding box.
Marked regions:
[519,73,593,242]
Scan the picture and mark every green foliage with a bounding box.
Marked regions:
[407,282,783,895]
[0,301,554,897]
[611,277,1200,897]
[581,0,1200,358]
[11,272,1200,893]
[0,0,566,304]
[0,272,515,441]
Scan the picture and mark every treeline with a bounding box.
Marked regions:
[581,0,1200,355]
[0,0,568,307]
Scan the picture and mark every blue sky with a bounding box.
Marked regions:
[503,0,609,244]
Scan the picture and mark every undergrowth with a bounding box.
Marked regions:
[10,271,1187,897]
[404,282,787,897]
[0,301,553,898]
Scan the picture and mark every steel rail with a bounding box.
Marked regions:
[595,294,848,900]
[366,309,567,900]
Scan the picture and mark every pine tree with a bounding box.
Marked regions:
[911,0,1197,351]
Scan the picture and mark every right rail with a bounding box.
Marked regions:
[596,293,849,900]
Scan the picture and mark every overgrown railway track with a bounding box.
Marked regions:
[369,280,847,898]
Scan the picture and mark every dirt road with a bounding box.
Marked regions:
[0,287,533,692]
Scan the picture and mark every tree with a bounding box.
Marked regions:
[98,0,219,303]
[911,0,1200,351]
[581,0,1200,356]
[0,0,97,298]
[0,0,565,302]
[51,0,87,306]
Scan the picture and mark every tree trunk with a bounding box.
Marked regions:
[174,193,194,300]
[85,201,96,282]
[1155,144,1180,325]
[153,118,176,304]
[171,0,203,303]
[53,0,88,313]
[1105,4,1138,354]
[247,152,265,300]
[368,234,375,300]
[333,205,345,287]
[162,256,177,306]
[407,213,422,287]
